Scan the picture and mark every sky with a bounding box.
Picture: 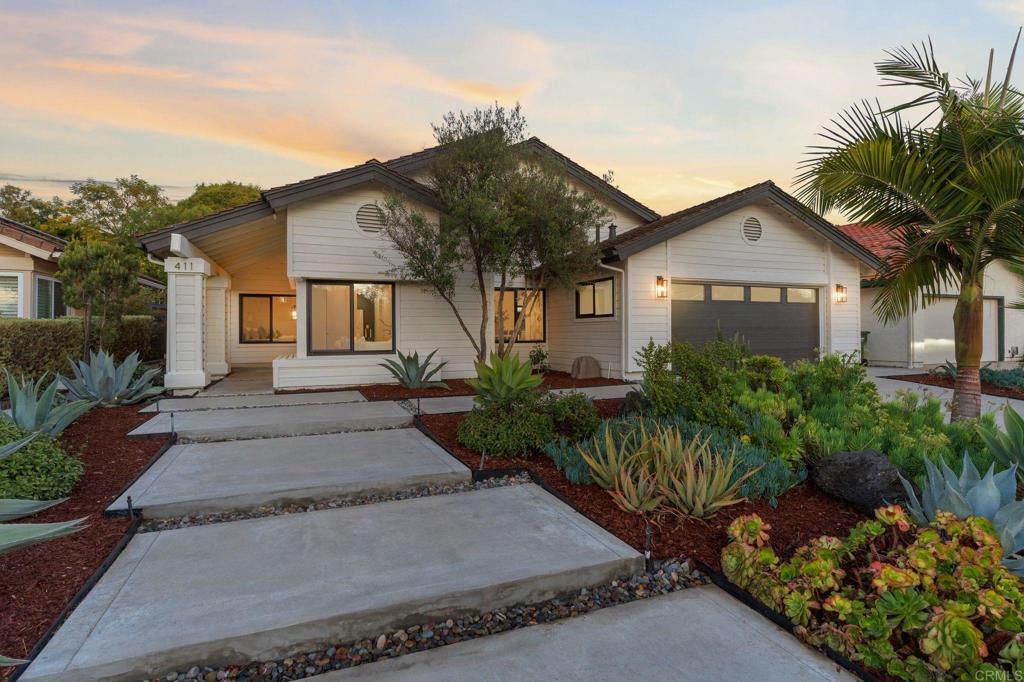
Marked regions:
[1,0,1022,214]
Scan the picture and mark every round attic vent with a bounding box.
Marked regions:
[741,216,763,243]
[356,204,385,234]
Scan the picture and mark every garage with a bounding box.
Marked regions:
[911,297,1002,365]
[671,281,820,362]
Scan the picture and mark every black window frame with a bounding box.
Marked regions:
[493,287,546,344]
[238,293,297,344]
[306,280,396,356]
[575,277,615,319]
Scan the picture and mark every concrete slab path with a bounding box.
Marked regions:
[22,484,642,682]
[198,365,273,396]
[108,429,469,517]
[140,390,365,413]
[314,586,854,682]
[128,400,412,441]
[415,383,636,415]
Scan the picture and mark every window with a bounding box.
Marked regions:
[750,286,781,303]
[711,285,744,301]
[308,281,394,354]
[671,283,704,301]
[0,274,20,318]
[35,277,66,319]
[239,294,297,343]
[494,288,545,343]
[576,278,614,318]
[787,288,817,304]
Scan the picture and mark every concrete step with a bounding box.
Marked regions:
[140,391,366,413]
[128,401,412,441]
[313,586,854,682]
[108,429,470,518]
[22,484,642,682]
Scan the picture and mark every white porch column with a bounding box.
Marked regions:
[164,257,212,390]
[205,276,231,377]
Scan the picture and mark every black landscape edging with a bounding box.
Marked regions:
[10,517,142,682]
[103,433,177,518]
[693,558,879,682]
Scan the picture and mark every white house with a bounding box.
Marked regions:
[839,223,1024,368]
[0,216,67,319]
[137,139,882,392]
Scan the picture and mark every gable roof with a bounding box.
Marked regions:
[0,215,65,258]
[600,181,883,268]
[835,222,904,261]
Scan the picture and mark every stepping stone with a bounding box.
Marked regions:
[313,586,855,682]
[108,429,469,517]
[128,401,412,441]
[414,395,475,414]
[22,485,641,682]
[139,391,365,413]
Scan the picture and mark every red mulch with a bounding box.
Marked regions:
[0,406,169,673]
[419,402,865,571]
[884,373,1024,400]
[356,371,627,401]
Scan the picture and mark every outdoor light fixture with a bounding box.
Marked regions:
[291,307,298,320]
[655,276,668,299]
[835,284,848,304]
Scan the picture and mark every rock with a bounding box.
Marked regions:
[811,450,909,515]
[570,355,602,379]
[618,389,648,416]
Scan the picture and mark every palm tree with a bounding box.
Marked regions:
[796,32,1024,420]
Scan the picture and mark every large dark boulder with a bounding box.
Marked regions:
[810,450,908,515]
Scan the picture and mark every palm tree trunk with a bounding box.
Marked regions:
[952,279,984,420]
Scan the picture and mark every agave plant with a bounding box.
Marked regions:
[651,429,758,519]
[4,371,93,437]
[62,350,163,407]
[899,454,1024,575]
[608,461,664,516]
[981,404,1024,484]
[578,423,645,490]
[379,349,448,389]
[466,353,543,409]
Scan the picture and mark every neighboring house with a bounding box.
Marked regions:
[137,140,882,392]
[839,223,1024,368]
[0,216,67,319]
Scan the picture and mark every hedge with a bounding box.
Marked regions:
[0,315,162,383]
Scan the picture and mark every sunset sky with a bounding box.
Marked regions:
[2,0,1021,214]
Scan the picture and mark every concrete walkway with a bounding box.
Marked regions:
[415,383,636,415]
[128,400,412,441]
[868,367,1024,428]
[141,390,365,413]
[22,485,642,682]
[108,429,469,517]
[198,365,273,396]
[315,586,853,682]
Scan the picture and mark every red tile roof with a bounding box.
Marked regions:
[0,216,64,257]
[835,223,903,261]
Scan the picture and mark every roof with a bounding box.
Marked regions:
[835,222,904,261]
[600,181,883,269]
[0,215,65,257]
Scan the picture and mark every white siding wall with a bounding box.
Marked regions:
[545,272,625,378]
[861,288,911,366]
[626,246,670,374]
[229,267,297,365]
[172,273,203,372]
[826,245,863,356]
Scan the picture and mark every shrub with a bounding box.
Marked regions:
[722,506,1024,681]
[457,401,554,458]
[544,391,599,441]
[981,366,1024,391]
[466,353,543,410]
[101,315,160,362]
[0,421,82,500]
[528,346,549,373]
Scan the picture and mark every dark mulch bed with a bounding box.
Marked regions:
[0,406,169,673]
[419,402,865,571]
[357,371,627,401]
[884,373,1024,399]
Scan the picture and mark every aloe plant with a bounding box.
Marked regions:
[379,349,448,389]
[981,404,1024,484]
[466,352,543,408]
[652,429,758,519]
[899,454,1024,575]
[62,350,163,407]
[4,372,93,437]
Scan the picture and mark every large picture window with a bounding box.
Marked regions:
[308,281,394,354]
[494,288,545,343]
[239,294,297,343]
[576,277,614,318]
[35,276,66,319]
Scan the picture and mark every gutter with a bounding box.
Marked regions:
[597,261,628,379]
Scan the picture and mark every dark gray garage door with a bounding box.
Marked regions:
[671,282,819,362]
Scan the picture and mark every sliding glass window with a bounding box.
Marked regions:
[308,281,394,354]
[239,294,297,343]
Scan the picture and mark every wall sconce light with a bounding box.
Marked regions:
[291,306,298,320]
[655,275,668,299]
[834,284,848,304]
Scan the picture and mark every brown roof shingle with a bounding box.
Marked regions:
[0,216,64,256]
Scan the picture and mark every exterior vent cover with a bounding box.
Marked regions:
[741,216,763,243]
[356,204,385,234]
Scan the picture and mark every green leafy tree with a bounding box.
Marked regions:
[57,237,140,357]
[136,181,262,235]
[796,33,1024,420]
[65,175,169,237]
[0,185,64,228]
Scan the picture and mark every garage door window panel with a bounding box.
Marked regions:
[750,287,781,303]
[672,283,705,301]
[787,288,817,303]
[711,285,744,302]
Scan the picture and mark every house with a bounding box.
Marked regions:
[839,223,1024,368]
[0,216,67,319]
[136,139,882,393]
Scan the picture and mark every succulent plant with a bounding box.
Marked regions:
[651,429,757,519]
[466,352,543,409]
[981,404,1024,484]
[378,348,448,389]
[4,371,93,437]
[607,460,664,516]
[578,423,643,490]
[874,588,931,630]
[919,613,987,671]
[62,350,163,407]
[728,514,772,547]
